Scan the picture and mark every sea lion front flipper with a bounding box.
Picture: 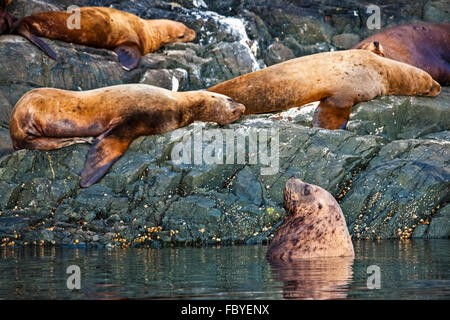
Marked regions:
[114,44,141,71]
[312,95,354,130]
[15,23,57,59]
[80,124,133,188]
[0,7,16,34]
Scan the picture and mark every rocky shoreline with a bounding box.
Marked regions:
[0,0,448,247]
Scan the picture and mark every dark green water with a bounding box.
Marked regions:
[0,240,449,300]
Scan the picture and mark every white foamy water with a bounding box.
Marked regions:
[192,9,262,72]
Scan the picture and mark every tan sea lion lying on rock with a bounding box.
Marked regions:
[10,84,245,187]
[3,6,196,70]
[208,49,441,130]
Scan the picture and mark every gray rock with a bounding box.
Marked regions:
[427,205,450,238]
[347,88,450,141]
[340,138,450,239]
[424,1,450,23]
[332,33,360,49]
[264,41,295,65]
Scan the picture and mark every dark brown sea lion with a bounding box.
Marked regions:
[207,49,441,130]
[8,6,196,70]
[0,0,15,34]
[267,177,354,260]
[0,0,11,8]
[10,84,245,187]
[354,23,450,85]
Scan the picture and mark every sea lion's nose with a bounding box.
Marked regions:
[290,175,297,179]
[233,104,245,116]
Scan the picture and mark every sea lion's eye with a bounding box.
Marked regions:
[227,98,233,102]
[303,185,311,196]
[178,34,184,39]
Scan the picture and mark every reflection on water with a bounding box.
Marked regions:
[269,257,354,299]
[0,240,449,300]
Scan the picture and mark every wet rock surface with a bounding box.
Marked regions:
[0,0,448,247]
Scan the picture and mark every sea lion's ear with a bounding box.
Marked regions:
[80,124,132,187]
[114,44,141,71]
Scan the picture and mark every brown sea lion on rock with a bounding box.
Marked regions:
[207,49,441,130]
[354,23,450,85]
[8,6,196,70]
[10,84,245,187]
[267,177,354,261]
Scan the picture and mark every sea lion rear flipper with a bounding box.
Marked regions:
[80,124,133,188]
[114,44,141,71]
[15,23,57,59]
[312,95,354,130]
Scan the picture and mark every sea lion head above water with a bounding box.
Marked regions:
[282,178,339,220]
[267,177,354,261]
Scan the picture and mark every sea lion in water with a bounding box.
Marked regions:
[354,23,450,85]
[10,84,245,187]
[7,6,196,70]
[267,177,354,260]
[207,49,441,130]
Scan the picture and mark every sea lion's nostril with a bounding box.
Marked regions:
[373,41,379,48]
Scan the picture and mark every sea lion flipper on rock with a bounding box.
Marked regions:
[80,123,133,188]
[114,44,142,71]
[15,23,57,60]
[312,95,354,130]
[19,137,94,151]
[0,4,16,34]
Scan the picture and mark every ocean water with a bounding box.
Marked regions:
[0,240,449,300]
